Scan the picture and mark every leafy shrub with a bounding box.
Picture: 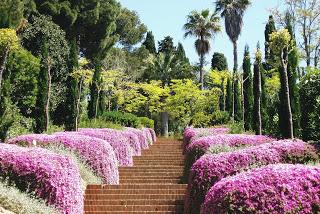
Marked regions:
[210,111,230,125]
[202,164,320,214]
[0,144,83,213]
[79,128,133,166]
[185,140,318,214]
[0,181,58,214]
[138,117,154,129]
[228,122,245,134]
[79,118,123,130]
[103,111,141,128]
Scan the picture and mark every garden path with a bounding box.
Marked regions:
[84,138,187,213]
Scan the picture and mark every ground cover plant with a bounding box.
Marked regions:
[0,143,83,214]
[201,164,320,214]
[185,139,318,213]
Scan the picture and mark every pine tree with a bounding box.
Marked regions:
[211,52,228,71]
[225,77,233,115]
[243,45,253,130]
[35,42,49,133]
[143,31,157,54]
[65,39,78,131]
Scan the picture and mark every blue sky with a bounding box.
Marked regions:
[119,0,283,70]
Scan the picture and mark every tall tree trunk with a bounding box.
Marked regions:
[199,53,204,90]
[232,41,238,121]
[0,49,9,99]
[241,75,245,127]
[75,79,83,131]
[45,63,52,132]
[281,49,294,139]
[160,112,168,137]
[95,89,101,119]
[253,62,262,135]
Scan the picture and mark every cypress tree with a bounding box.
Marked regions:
[234,77,242,122]
[219,78,225,111]
[65,39,78,131]
[88,59,102,119]
[225,77,232,115]
[176,42,189,63]
[35,42,49,133]
[211,52,228,71]
[264,15,276,66]
[243,44,253,130]
[143,31,157,54]
[253,46,262,135]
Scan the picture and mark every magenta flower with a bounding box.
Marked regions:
[125,127,149,149]
[185,139,318,214]
[0,144,83,214]
[78,129,133,166]
[201,164,320,214]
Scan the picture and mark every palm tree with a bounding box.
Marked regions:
[184,9,221,90]
[215,0,251,119]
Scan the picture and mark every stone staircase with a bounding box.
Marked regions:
[84,138,187,213]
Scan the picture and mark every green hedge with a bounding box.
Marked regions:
[102,111,154,128]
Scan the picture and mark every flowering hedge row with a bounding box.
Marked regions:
[78,129,133,166]
[126,127,149,149]
[9,133,120,184]
[142,128,154,144]
[182,134,274,183]
[185,140,318,214]
[147,128,157,143]
[0,144,83,214]
[201,164,320,214]
[183,127,229,149]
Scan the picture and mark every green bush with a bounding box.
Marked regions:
[80,118,123,130]
[228,122,245,134]
[138,117,154,128]
[102,111,141,128]
[210,111,230,125]
[0,180,58,214]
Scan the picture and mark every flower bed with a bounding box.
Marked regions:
[147,128,157,143]
[142,128,153,144]
[9,133,120,184]
[182,134,274,184]
[120,130,142,156]
[183,127,230,149]
[125,128,149,149]
[0,144,83,214]
[201,164,320,214]
[78,129,133,166]
[185,140,318,214]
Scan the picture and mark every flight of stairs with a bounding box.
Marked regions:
[84,138,187,213]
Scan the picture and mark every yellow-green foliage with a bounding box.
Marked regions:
[0,28,19,54]
[269,29,292,55]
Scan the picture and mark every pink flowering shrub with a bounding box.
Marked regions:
[201,164,320,214]
[0,144,83,214]
[78,128,133,166]
[147,128,157,143]
[120,130,142,156]
[9,133,120,184]
[183,127,230,149]
[125,127,149,149]
[185,140,318,214]
[142,128,153,144]
[183,134,274,184]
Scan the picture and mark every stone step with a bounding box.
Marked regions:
[85,189,186,195]
[84,204,183,212]
[85,212,176,214]
[119,166,184,171]
[86,184,187,190]
[85,199,184,206]
[120,179,181,184]
[85,194,185,200]
[119,172,182,177]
